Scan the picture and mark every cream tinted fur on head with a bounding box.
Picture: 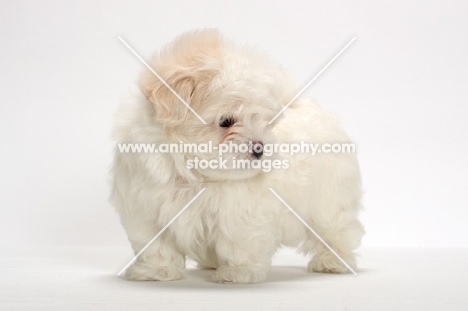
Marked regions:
[111,29,364,283]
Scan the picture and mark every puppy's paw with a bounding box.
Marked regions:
[125,263,184,281]
[212,266,268,284]
[308,251,356,274]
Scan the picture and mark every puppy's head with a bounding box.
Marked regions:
[140,29,295,181]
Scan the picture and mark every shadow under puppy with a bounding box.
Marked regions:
[111,29,364,283]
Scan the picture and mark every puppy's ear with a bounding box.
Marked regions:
[139,67,196,124]
[139,29,225,124]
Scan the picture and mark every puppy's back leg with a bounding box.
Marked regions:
[303,213,364,274]
[302,163,364,274]
[212,210,280,284]
[195,245,219,270]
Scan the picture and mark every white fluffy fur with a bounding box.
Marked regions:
[110,29,364,284]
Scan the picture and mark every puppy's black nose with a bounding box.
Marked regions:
[252,141,264,159]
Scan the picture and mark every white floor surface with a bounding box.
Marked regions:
[1,247,467,310]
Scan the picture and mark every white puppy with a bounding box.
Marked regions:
[111,29,364,283]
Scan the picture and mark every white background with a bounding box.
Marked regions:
[1,0,467,250]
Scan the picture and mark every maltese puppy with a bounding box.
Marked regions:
[111,29,364,283]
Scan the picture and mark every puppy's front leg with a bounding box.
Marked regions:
[122,222,185,281]
[212,217,279,284]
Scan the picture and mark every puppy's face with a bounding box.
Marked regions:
[140,30,291,181]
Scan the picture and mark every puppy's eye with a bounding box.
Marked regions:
[219,117,234,128]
